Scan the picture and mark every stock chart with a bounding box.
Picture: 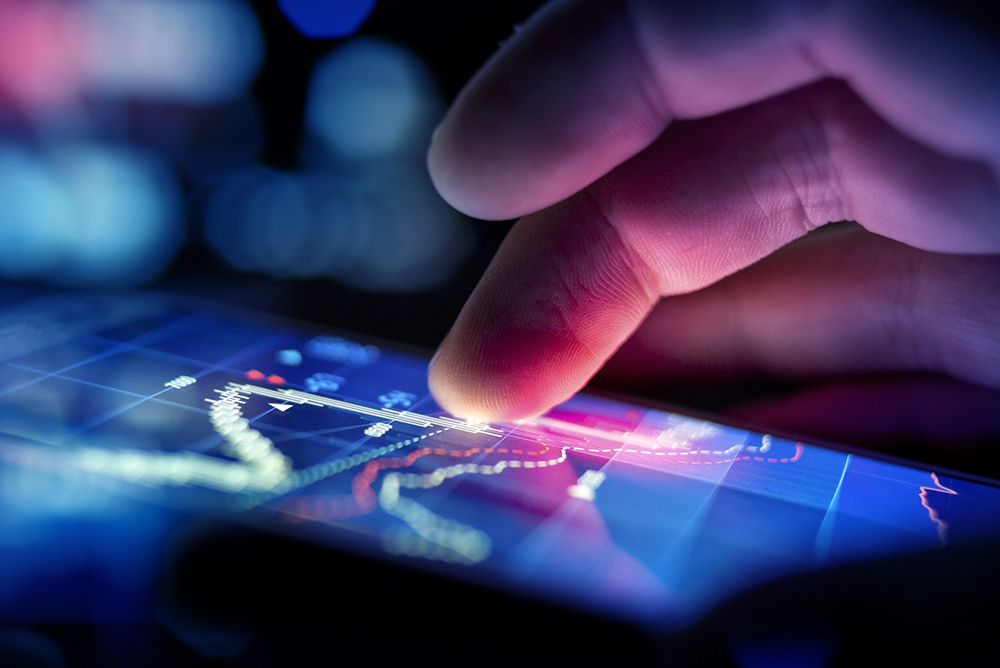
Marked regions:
[2,293,999,627]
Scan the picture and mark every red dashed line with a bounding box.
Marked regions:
[281,441,553,522]
[279,439,803,525]
[564,442,804,466]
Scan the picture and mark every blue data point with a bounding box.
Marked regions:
[278,0,377,39]
[277,349,303,366]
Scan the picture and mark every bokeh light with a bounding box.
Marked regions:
[83,0,264,103]
[0,0,87,111]
[0,0,474,294]
[0,143,184,287]
[47,144,184,286]
[279,0,377,39]
[205,162,472,291]
[204,34,472,292]
[0,146,75,280]
[305,37,443,162]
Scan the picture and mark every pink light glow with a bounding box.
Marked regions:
[0,0,263,111]
[919,473,958,544]
[0,1,87,109]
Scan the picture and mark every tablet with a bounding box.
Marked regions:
[1,291,999,662]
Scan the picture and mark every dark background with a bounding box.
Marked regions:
[162,0,548,351]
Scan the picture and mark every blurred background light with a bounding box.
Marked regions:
[0,144,183,287]
[46,144,184,286]
[279,0,377,39]
[202,166,284,274]
[204,162,471,291]
[0,1,87,111]
[335,162,472,291]
[0,0,541,343]
[304,37,442,162]
[83,0,264,104]
[204,34,473,292]
[0,146,75,280]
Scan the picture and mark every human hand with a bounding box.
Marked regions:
[426,0,1000,446]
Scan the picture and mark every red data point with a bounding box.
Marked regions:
[267,375,286,385]
[246,369,265,380]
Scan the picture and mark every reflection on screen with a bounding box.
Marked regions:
[2,295,1000,626]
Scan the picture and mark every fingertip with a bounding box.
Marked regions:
[428,192,663,423]
[427,340,546,423]
[427,357,495,423]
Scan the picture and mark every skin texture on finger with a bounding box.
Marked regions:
[429,0,1000,222]
[429,193,660,421]
[430,83,1000,420]
[590,80,1000,259]
[600,223,1000,388]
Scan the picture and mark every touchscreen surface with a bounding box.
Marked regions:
[2,293,1000,627]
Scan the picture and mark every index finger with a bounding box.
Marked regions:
[428,0,1000,221]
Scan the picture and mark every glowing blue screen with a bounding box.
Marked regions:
[2,293,999,626]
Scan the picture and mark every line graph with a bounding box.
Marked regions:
[4,294,993,633]
[55,378,504,498]
[228,382,501,436]
[281,441,560,521]
[18,372,810,527]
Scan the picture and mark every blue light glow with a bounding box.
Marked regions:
[47,144,184,286]
[0,143,184,287]
[279,0,377,39]
[204,164,472,291]
[84,0,264,103]
[203,34,470,292]
[203,167,304,275]
[305,38,442,161]
[0,146,75,280]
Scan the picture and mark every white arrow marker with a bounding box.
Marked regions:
[269,403,292,412]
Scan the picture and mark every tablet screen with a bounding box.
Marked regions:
[2,293,999,627]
